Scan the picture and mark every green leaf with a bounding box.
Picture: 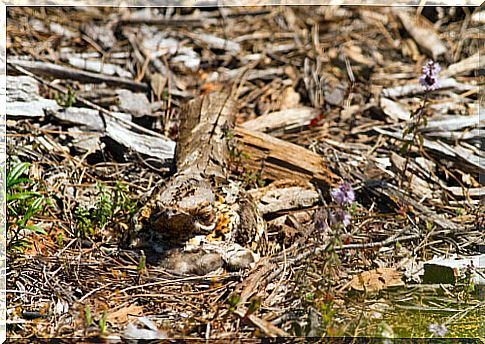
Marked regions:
[227,293,240,306]
[400,142,410,154]
[18,197,44,226]
[137,254,146,271]
[99,310,108,334]
[7,162,30,189]
[23,224,47,235]
[8,177,32,189]
[7,191,42,202]
[85,305,92,326]
[9,239,31,252]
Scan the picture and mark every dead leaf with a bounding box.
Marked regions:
[350,268,404,293]
[107,305,144,324]
[150,73,167,101]
[394,10,446,59]
[342,45,374,66]
[280,87,300,109]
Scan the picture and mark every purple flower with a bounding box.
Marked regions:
[428,323,448,337]
[419,60,441,90]
[330,182,355,206]
[329,209,351,228]
[341,211,351,227]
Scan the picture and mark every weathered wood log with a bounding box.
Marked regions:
[234,126,342,189]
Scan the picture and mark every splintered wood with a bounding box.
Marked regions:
[234,126,341,188]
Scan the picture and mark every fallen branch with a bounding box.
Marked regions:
[8,58,149,92]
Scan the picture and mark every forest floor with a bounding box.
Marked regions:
[5,5,484,341]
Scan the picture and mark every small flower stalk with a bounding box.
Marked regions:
[400,59,441,189]
[329,209,352,228]
[330,181,355,228]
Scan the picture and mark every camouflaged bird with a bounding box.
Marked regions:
[127,92,271,273]
[129,175,269,261]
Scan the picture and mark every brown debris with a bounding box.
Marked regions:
[6,5,483,340]
[349,268,405,293]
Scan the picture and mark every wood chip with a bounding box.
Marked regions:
[241,107,319,133]
[441,51,485,78]
[106,118,175,161]
[9,59,149,92]
[381,78,476,98]
[380,97,411,122]
[350,268,404,293]
[189,32,241,54]
[6,75,60,117]
[107,305,144,324]
[394,9,447,59]
[248,180,320,215]
[115,90,152,117]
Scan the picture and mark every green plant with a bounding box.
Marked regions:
[376,321,395,341]
[288,182,357,336]
[55,85,76,108]
[112,181,137,218]
[84,304,109,334]
[85,304,92,327]
[6,160,49,251]
[73,181,137,238]
[241,169,265,188]
[99,310,108,334]
[137,254,146,272]
[224,126,266,189]
[320,299,336,328]
[456,266,477,303]
[73,206,94,238]
[91,183,113,229]
[227,293,240,313]
[56,232,64,248]
[229,149,265,188]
